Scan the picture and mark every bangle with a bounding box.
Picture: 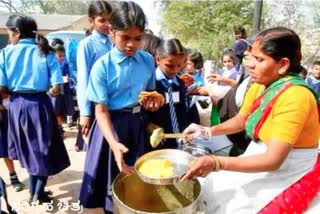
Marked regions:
[218,157,227,170]
[210,155,220,171]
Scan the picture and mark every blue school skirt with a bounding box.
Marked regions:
[7,92,70,176]
[79,110,151,211]
[51,83,75,116]
[0,109,8,158]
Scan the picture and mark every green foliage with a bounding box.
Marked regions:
[162,0,254,62]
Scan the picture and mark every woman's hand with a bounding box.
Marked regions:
[110,142,133,174]
[183,123,212,143]
[181,155,216,181]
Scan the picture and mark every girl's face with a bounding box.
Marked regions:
[156,54,184,78]
[7,29,19,45]
[222,55,234,70]
[55,51,65,63]
[249,41,288,86]
[112,25,143,56]
[186,59,196,74]
[89,14,111,35]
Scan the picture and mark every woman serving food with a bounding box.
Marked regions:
[182,27,320,213]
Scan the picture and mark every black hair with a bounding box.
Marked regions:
[88,0,112,19]
[111,1,147,31]
[140,34,162,57]
[188,51,203,69]
[234,26,247,38]
[255,27,302,74]
[222,52,236,64]
[51,38,64,47]
[52,44,65,53]
[144,29,153,35]
[313,61,320,67]
[156,38,186,58]
[85,28,92,37]
[6,14,51,55]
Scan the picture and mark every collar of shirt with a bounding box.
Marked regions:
[18,38,36,45]
[91,30,110,45]
[308,75,320,83]
[111,46,139,64]
[156,67,179,88]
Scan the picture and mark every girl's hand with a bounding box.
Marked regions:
[181,155,216,181]
[80,116,91,137]
[180,73,195,87]
[110,142,133,174]
[139,91,165,112]
[143,97,160,112]
[207,74,223,83]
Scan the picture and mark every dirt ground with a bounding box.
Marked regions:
[0,126,103,214]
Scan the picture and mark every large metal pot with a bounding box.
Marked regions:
[112,172,202,214]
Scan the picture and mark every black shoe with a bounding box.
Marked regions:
[31,192,54,205]
[12,181,25,192]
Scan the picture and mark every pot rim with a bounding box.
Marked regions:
[112,172,202,214]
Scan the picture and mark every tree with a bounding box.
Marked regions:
[161,1,254,62]
[0,0,18,12]
[262,0,320,67]
[19,0,88,15]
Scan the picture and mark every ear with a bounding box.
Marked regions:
[278,57,290,75]
[15,29,21,38]
[156,56,161,65]
[88,17,94,27]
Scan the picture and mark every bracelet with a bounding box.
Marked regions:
[210,155,220,171]
[218,157,227,170]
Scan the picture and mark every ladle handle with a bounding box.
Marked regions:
[163,133,186,139]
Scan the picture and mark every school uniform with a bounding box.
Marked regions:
[149,68,195,149]
[76,30,112,150]
[0,97,8,158]
[79,47,155,211]
[51,60,75,117]
[0,39,70,176]
[306,75,320,94]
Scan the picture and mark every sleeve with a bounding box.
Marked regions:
[0,49,7,87]
[239,83,263,117]
[47,52,63,86]
[269,86,314,144]
[86,58,109,106]
[76,40,94,116]
[145,54,156,90]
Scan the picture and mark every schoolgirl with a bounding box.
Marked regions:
[76,0,113,150]
[79,2,161,213]
[0,14,70,203]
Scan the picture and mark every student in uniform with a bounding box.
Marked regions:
[76,0,113,151]
[149,38,195,149]
[50,44,75,136]
[0,14,70,204]
[185,51,205,87]
[0,94,24,192]
[79,2,161,213]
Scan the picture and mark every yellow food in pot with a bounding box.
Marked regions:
[138,159,174,178]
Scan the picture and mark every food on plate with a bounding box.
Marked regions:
[138,159,174,178]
